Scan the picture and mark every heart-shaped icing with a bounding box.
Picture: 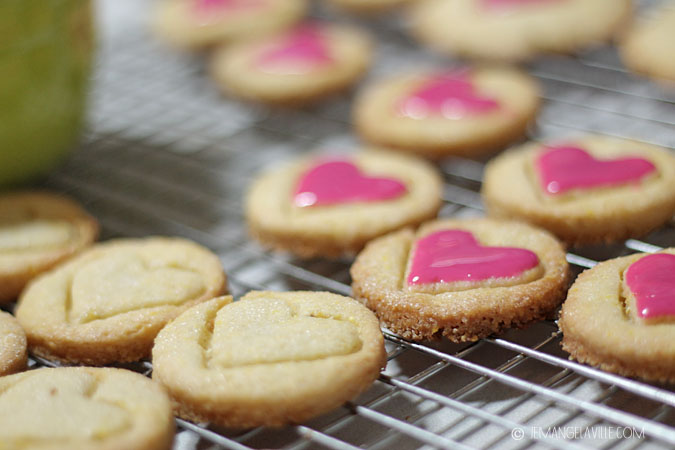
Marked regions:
[481,0,563,12]
[535,145,656,195]
[294,159,407,208]
[397,71,499,120]
[194,0,264,18]
[256,25,333,75]
[625,253,675,320]
[209,297,361,368]
[407,230,539,285]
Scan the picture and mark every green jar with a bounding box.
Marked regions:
[0,0,94,186]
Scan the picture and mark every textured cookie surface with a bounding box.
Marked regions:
[0,367,174,450]
[559,249,675,383]
[152,291,386,428]
[0,311,27,376]
[351,218,569,341]
[246,150,443,258]
[0,191,98,303]
[153,0,307,50]
[210,23,372,105]
[353,67,539,158]
[482,135,675,245]
[410,0,631,61]
[621,4,675,84]
[15,237,226,365]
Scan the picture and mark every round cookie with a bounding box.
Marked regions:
[0,191,98,303]
[152,291,386,428]
[210,22,372,105]
[482,135,675,245]
[15,237,227,365]
[246,150,443,258]
[409,0,632,61]
[326,0,413,14]
[620,4,675,84]
[0,367,174,450]
[559,248,675,383]
[153,0,307,50]
[0,311,27,376]
[351,218,569,342]
[352,67,539,159]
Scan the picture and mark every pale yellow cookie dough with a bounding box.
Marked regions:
[621,4,675,84]
[409,0,632,61]
[482,135,675,245]
[351,218,569,341]
[353,67,539,158]
[152,291,386,428]
[0,191,98,303]
[153,0,307,50]
[559,248,675,383]
[246,150,443,258]
[0,367,174,450]
[0,311,26,376]
[15,237,227,365]
[210,23,372,105]
[326,0,414,14]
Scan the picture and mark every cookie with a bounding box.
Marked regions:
[0,191,98,303]
[620,4,675,84]
[409,0,632,61]
[559,249,675,383]
[351,218,569,342]
[0,311,27,376]
[15,237,226,365]
[326,0,413,14]
[0,367,174,450]
[353,67,539,159]
[246,150,443,258]
[210,22,372,105]
[152,291,386,428]
[153,0,307,50]
[482,135,675,245]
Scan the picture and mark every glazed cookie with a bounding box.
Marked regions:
[210,23,372,105]
[152,291,386,428]
[620,4,675,84]
[0,311,27,376]
[351,218,569,341]
[153,0,307,50]
[0,367,174,450]
[409,0,632,61]
[326,0,413,14]
[0,191,98,303]
[353,67,539,158]
[246,150,443,258]
[482,135,675,245]
[559,249,675,383]
[15,237,226,365]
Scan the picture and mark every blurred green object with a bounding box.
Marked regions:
[0,0,94,186]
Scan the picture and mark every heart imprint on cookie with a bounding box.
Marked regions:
[397,70,500,120]
[294,159,407,207]
[535,145,656,195]
[624,253,675,322]
[256,24,334,75]
[407,230,539,286]
[193,0,265,21]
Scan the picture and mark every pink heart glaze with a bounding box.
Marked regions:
[625,253,675,320]
[256,25,333,75]
[407,230,539,285]
[194,0,264,18]
[294,159,407,207]
[535,145,656,195]
[397,71,500,120]
[481,0,563,12]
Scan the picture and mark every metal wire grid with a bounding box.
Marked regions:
[5,0,674,448]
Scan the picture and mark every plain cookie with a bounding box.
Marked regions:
[0,311,27,376]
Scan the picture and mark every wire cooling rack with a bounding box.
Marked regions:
[8,0,674,448]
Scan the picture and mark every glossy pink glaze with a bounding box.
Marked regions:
[407,230,539,285]
[535,145,656,195]
[194,0,264,17]
[293,159,407,207]
[256,25,333,74]
[398,71,499,120]
[481,0,563,12]
[625,253,675,320]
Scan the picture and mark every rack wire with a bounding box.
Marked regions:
[8,0,675,448]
